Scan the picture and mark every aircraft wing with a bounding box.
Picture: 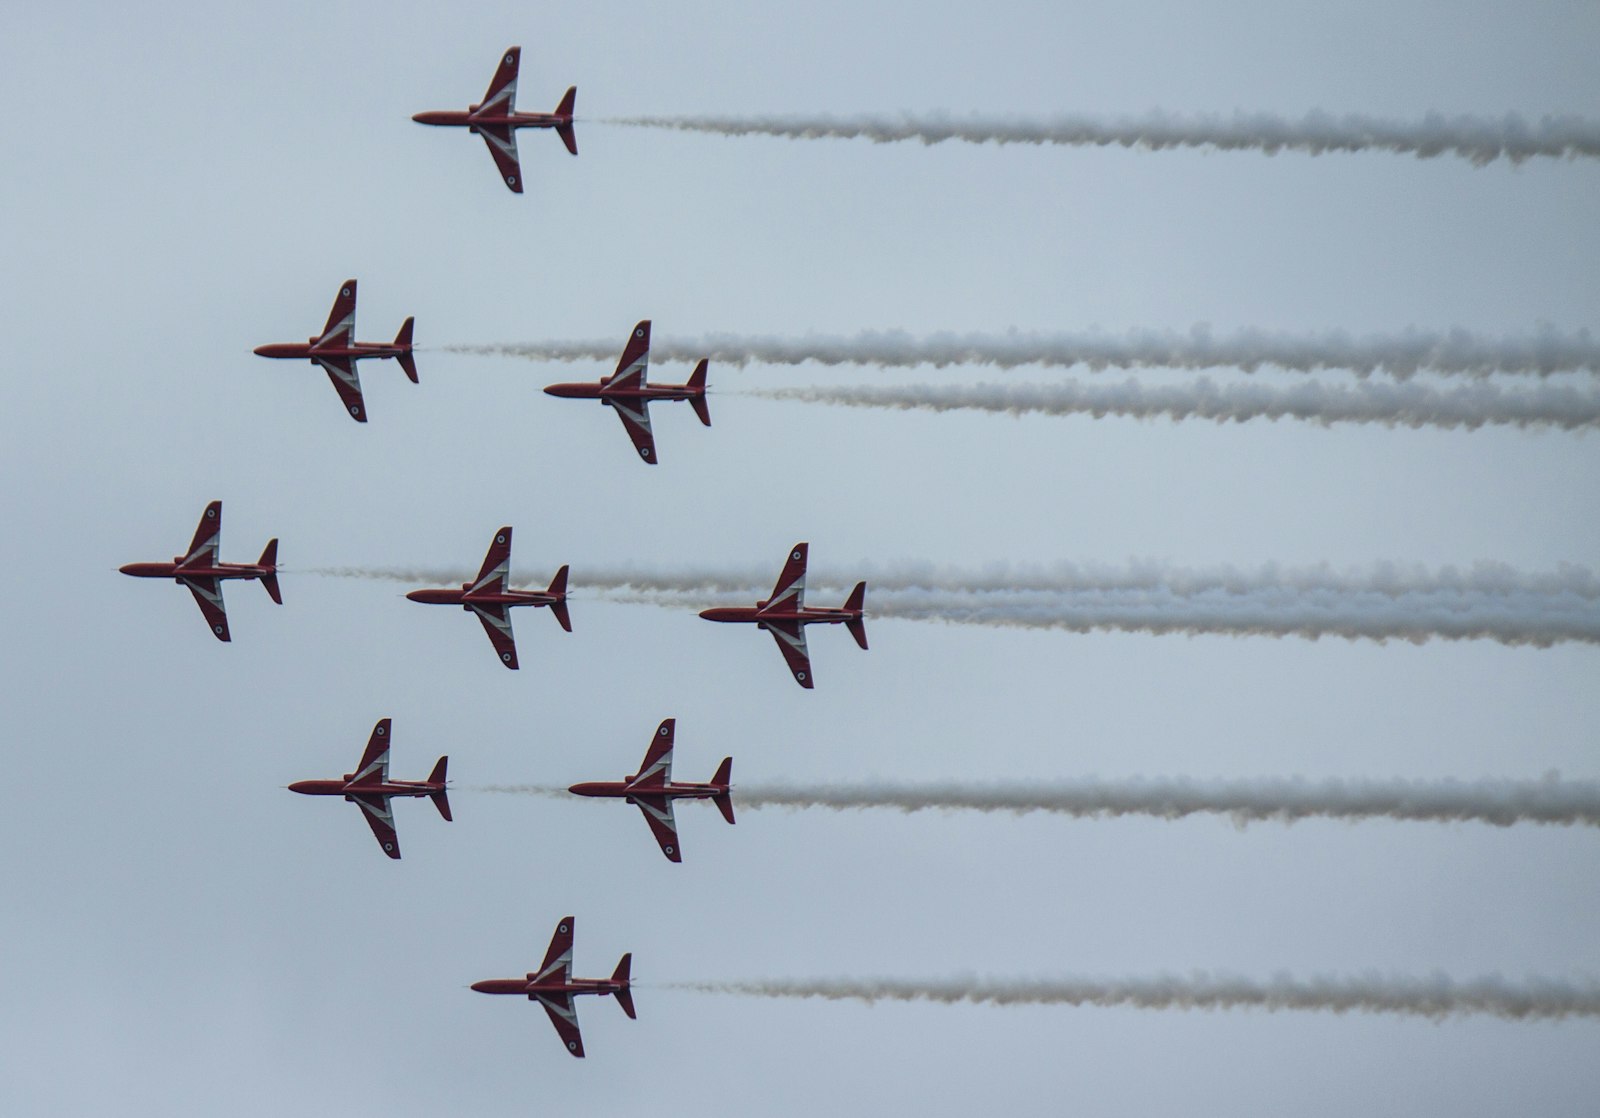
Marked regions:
[764,543,808,611]
[349,718,392,786]
[478,47,520,115]
[610,321,650,389]
[352,793,401,859]
[181,576,231,642]
[765,619,814,688]
[536,917,575,984]
[535,993,585,1057]
[608,397,658,463]
[317,280,357,346]
[477,125,524,193]
[178,501,222,568]
[469,527,512,594]
[313,354,368,422]
[630,718,675,788]
[633,795,683,863]
[469,602,519,669]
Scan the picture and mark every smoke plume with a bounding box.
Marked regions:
[749,379,1600,431]
[734,774,1600,828]
[449,325,1600,379]
[311,561,1600,647]
[672,974,1600,1021]
[604,109,1600,166]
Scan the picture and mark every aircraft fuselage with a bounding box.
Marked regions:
[405,586,560,610]
[567,779,729,802]
[698,604,862,627]
[542,379,704,404]
[471,976,627,999]
[251,340,407,362]
[119,560,272,582]
[288,777,445,799]
[411,109,568,131]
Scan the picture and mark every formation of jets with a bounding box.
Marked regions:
[126,45,874,1059]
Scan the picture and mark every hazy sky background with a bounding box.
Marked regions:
[2,2,1597,1114]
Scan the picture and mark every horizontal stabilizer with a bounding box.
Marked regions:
[555,87,578,154]
[394,317,418,382]
[259,539,283,604]
[612,953,635,1018]
[689,360,711,426]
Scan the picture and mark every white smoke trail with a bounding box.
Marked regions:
[749,379,1600,432]
[671,974,1600,1021]
[307,560,1600,602]
[471,775,1600,829]
[734,775,1600,828]
[448,325,1600,379]
[310,563,1600,646]
[604,109,1600,166]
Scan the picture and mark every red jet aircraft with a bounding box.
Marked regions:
[699,543,867,688]
[472,916,634,1057]
[288,718,450,860]
[119,500,280,642]
[253,279,417,422]
[405,527,570,669]
[543,320,710,464]
[568,718,734,862]
[412,46,576,193]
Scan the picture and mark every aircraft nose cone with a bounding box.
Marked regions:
[286,781,314,795]
[404,590,427,602]
[118,563,137,575]
[251,344,269,356]
[470,980,495,994]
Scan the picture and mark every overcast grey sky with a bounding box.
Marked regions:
[2,2,1597,1114]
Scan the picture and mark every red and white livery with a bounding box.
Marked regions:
[405,527,571,669]
[472,916,635,1058]
[253,279,417,422]
[543,320,711,464]
[288,718,451,860]
[699,542,868,688]
[119,500,281,642]
[568,718,735,862]
[412,46,577,193]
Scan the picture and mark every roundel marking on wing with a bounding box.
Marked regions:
[559,922,569,933]
[501,652,512,662]
[377,723,387,736]
[496,533,506,544]
[342,287,351,297]
[792,550,802,560]
[659,725,670,737]
[664,845,675,856]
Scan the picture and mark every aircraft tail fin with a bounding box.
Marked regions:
[259,539,283,604]
[547,565,572,631]
[611,954,636,1018]
[394,317,418,383]
[687,359,711,426]
[555,87,578,155]
[712,758,735,824]
[428,756,452,820]
[844,582,868,648]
